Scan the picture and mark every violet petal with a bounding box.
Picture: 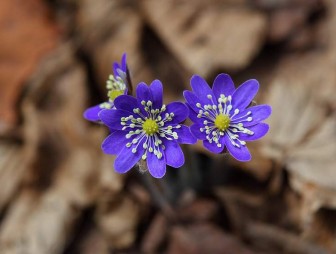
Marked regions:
[101,130,129,155]
[99,109,132,130]
[224,135,251,161]
[239,123,269,141]
[147,150,166,178]
[114,95,139,112]
[150,80,163,109]
[114,139,145,173]
[175,125,197,144]
[212,73,235,100]
[164,102,189,124]
[203,138,224,154]
[190,123,207,140]
[232,79,259,110]
[162,139,185,168]
[231,104,271,127]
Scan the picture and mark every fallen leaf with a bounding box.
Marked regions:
[0,0,59,129]
[140,0,267,76]
[167,223,254,254]
[95,196,139,249]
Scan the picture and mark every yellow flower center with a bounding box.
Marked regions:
[214,114,230,131]
[143,119,159,135]
[108,89,124,101]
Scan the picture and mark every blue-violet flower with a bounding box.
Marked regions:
[84,53,129,122]
[184,74,271,161]
[99,80,197,178]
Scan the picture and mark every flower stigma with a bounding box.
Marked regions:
[108,89,124,101]
[120,100,181,160]
[214,114,230,131]
[142,118,159,135]
[195,93,255,148]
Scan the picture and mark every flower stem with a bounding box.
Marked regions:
[139,171,176,221]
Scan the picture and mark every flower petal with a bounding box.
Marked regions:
[183,90,203,112]
[232,79,259,110]
[188,105,200,123]
[212,73,235,100]
[162,140,185,168]
[150,80,163,109]
[190,123,206,140]
[121,53,127,71]
[83,103,107,122]
[190,75,212,96]
[231,105,272,127]
[224,135,251,161]
[164,102,189,124]
[175,125,197,144]
[113,62,120,77]
[136,82,152,103]
[239,123,269,141]
[114,139,145,173]
[114,95,138,112]
[101,130,128,155]
[190,75,214,104]
[203,139,225,154]
[147,149,166,178]
[99,109,132,130]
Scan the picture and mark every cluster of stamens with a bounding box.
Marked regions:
[196,94,254,148]
[100,74,126,109]
[120,100,181,160]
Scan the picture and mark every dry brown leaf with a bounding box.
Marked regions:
[141,0,267,76]
[167,224,254,254]
[262,80,336,191]
[0,44,126,254]
[0,142,25,210]
[288,116,336,190]
[98,153,125,199]
[0,190,79,254]
[215,187,265,233]
[177,198,219,223]
[78,229,110,254]
[77,0,154,92]
[141,213,168,253]
[244,222,329,254]
[267,7,307,42]
[290,175,336,253]
[261,47,336,251]
[0,0,59,129]
[260,0,336,166]
[95,196,139,249]
[261,81,327,162]
[303,207,336,252]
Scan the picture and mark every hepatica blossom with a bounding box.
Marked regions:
[184,74,271,161]
[84,53,129,122]
[84,52,271,178]
[99,80,196,178]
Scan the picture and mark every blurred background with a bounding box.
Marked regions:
[0,0,336,253]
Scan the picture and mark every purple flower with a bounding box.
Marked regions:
[84,53,129,122]
[184,74,271,161]
[113,53,128,83]
[99,80,196,178]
